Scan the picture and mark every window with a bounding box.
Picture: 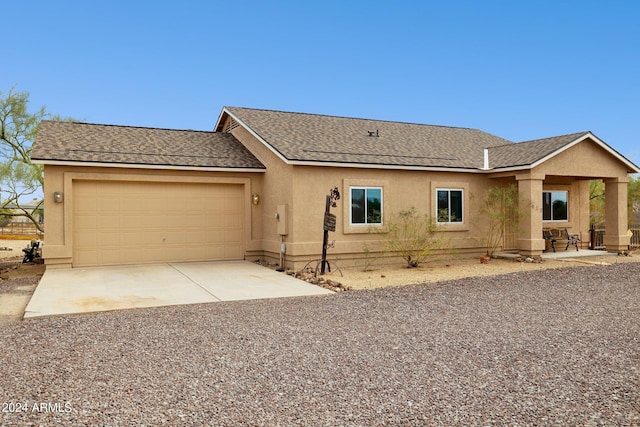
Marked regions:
[436,189,463,223]
[543,191,568,221]
[350,187,382,225]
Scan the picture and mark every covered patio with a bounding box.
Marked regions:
[487,131,639,257]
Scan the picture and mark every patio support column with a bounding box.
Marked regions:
[604,176,630,253]
[516,173,545,256]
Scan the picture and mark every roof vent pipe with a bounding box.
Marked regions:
[483,148,489,170]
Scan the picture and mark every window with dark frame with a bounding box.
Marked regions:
[436,189,463,223]
[350,187,382,225]
[543,190,568,221]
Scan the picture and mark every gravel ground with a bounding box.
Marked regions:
[335,252,638,290]
[1,263,639,426]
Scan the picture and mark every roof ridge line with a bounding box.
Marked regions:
[224,106,484,132]
[41,120,214,134]
[517,130,591,144]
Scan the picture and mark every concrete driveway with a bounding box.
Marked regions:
[24,261,333,318]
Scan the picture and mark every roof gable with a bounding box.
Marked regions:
[487,132,590,169]
[32,121,265,171]
[218,107,514,170]
[488,131,639,173]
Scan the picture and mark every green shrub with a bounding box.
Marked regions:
[384,207,448,268]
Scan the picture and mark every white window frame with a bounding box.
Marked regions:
[349,186,383,226]
[543,190,569,222]
[436,188,464,224]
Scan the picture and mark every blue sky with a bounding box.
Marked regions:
[4,1,640,164]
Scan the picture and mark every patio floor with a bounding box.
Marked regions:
[495,249,616,260]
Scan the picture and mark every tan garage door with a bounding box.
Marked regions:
[73,181,244,267]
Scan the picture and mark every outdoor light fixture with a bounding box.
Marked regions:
[53,191,64,203]
[252,193,260,205]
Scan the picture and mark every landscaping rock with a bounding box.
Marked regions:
[514,255,544,263]
[287,267,351,292]
[1,263,639,425]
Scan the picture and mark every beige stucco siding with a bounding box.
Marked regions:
[226,124,502,267]
[42,165,263,267]
[534,139,629,179]
[228,126,294,258]
[281,165,498,266]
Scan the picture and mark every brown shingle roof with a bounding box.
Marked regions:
[487,131,591,169]
[32,121,265,169]
[222,107,514,169]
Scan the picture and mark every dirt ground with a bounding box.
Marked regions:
[323,251,640,290]
[0,264,44,324]
[0,240,46,324]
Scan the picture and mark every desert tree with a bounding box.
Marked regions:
[0,87,52,231]
[589,176,640,227]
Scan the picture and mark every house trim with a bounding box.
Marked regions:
[31,159,266,173]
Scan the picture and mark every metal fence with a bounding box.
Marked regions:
[591,224,640,250]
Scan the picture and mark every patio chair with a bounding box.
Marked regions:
[563,228,580,251]
[543,230,557,252]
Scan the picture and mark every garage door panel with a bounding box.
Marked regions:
[225,230,243,244]
[97,215,122,229]
[76,214,98,230]
[124,198,150,212]
[164,216,186,229]
[73,181,245,267]
[224,197,243,210]
[183,231,205,244]
[98,233,121,247]
[75,250,98,267]
[224,215,243,228]
[75,232,98,248]
[75,198,98,212]
[184,214,205,227]
[164,231,186,244]
[204,246,225,260]
[224,245,243,259]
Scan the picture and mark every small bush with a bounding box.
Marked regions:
[361,240,382,272]
[384,207,448,268]
[475,184,530,257]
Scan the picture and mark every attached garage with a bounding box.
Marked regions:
[73,181,245,267]
[31,121,265,268]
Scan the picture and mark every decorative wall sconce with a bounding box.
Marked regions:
[252,193,260,205]
[53,191,64,203]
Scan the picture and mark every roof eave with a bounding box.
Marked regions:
[287,159,481,172]
[31,159,266,173]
